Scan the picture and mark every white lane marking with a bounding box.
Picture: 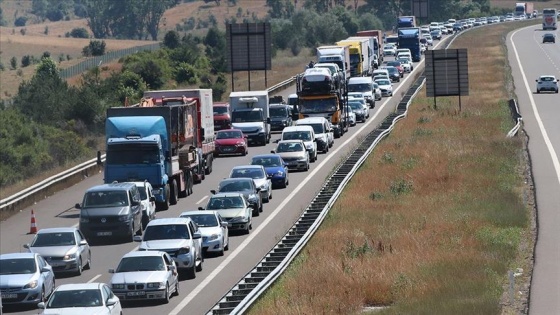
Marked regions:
[196,195,209,205]
[511,26,560,185]
[169,41,439,315]
[87,274,102,283]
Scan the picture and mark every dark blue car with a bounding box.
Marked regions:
[250,154,289,189]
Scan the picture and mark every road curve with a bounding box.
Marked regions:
[0,38,449,315]
[508,24,560,314]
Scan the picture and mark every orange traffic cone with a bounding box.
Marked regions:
[29,209,38,234]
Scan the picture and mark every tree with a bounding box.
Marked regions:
[266,0,295,19]
[10,57,17,70]
[82,40,106,56]
[163,30,181,49]
[14,16,28,27]
[69,27,89,38]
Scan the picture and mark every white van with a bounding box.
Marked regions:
[347,77,375,108]
[281,125,317,162]
[295,117,334,154]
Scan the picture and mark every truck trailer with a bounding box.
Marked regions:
[336,39,368,77]
[355,30,383,64]
[515,2,534,18]
[316,45,351,82]
[347,36,376,73]
[104,89,215,211]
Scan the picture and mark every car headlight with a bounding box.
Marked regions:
[118,215,129,222]
[24,280,38,289]
[112,284,125,290]
[147,282,164,288]
[257,127,264,133]
[80,217,89,223]
[276,170,284,176]
[248,194,259,202]
[305,144,313,150]
[208,234,220,241]
[178,247,190,255]
[63,253,77,260]
[236,141,245,146]
[259,184,268,191]
[297,156,308,161]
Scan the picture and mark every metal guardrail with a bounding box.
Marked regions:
[207,75,426,315]
[0,78,298,214]
[507,99,523,137]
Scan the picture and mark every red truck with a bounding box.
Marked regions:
[213,102,232,131]
[355,30,383,64]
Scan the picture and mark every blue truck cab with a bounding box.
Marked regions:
[397,28,422,62]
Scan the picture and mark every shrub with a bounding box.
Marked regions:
[69,27,89,38]
[82,40,106,57]
[14,16,27,27]
[21,55,31,67]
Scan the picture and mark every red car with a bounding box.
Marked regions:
[213,102,231,131]
[215,129,248,157]
[385,61,404,77]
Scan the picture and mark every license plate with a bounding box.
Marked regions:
[127,291,145,296]
[1,293,16,299]
[224,147,234,151]
[97,231,112,236]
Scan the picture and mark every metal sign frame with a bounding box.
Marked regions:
[425,48,469,110]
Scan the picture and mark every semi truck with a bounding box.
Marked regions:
[397,27,422,62]
[104,89,215,211]
[336,39,368,77]
[316,45,351,82]
[397,16,416,29]
[229,90,271,146]
[515,2,534,18]
[295,71,348,138]
[355,30,383,64]
[347,36,376,72]
[542,8,558,30]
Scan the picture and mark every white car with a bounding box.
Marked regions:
[344,106,357,126]
[423,34,434,46]
[374,78,393,97]
[180,210,229,256]
[39,282,122,315]
[536,75,558,93]
[109,251,179,303]
[295,117,334,152]
[383,45,397,56]
[200,193,253,234]
[396,56,413,72]
[372,82,382,101]
[134,217,203,279]
[133,181,156,229]
[229,165,272,202]
[272,140,310,172]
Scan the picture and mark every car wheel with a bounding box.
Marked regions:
[259,203,263,212]
[40,286,47,302]
[169,179,178,205]
[218,242,225,257]
[253,207,260,216]
[162,283,170,304]
[76,257,83,276]
[187,265,196,279]
[225,238,229,251]
[242,148,247,156]
[537,89,540,93]
[174,281,180,297]
[264,194,270,203]
[84,252,92,270]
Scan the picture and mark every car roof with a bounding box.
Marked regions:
[54,283,105,291]
[0,252,37,259]
[231,165,264,170]
[36,227,78,234]
[283,125,314,132]
[211,192,245,198]
[539,75,556,79]
[296,117,328,124]
[219,177,254,184]
[217,128,243,133]
[252,154,281,159]
[269,104,291,109]
[122,250,165,258]
[180,210,218,217]
[146,217,191,227]
[132,181,152,188]
[85,182,136,192]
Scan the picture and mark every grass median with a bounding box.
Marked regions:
[248,20,537,315]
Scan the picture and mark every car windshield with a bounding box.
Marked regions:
[213,106,228,115]
[216,130,243,139]
[277,142,304,152]
[219,180,253,193]
[282,131,311,141]
[376,80,390,86]
[0,258,37,274]
[387,61,401,67]
[207,196,244,209]
[540,77,555,82]
[300,123,324,134]
[348,83,371,92]
[116,256,166,272]
[47,289,103,308]
[231,111,262,122]
[143,224,190,241]
[252,156,282,167]
[31,232,75,247]
[269,107,288,117]
[231,168,265,179]
[348,102,363,110]
[184,214,218,227]
[83,191,128,208]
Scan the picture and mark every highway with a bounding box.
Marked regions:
[0,38,447,315]
[508,25,560,314]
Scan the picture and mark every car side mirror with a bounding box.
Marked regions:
[266,117,271,124]
[535,79,538,82]
[79,240,88,246]
[108,268,116,274]
[221,221,229,228]
[271,150,276,154]
[75,203,81,209]
[38,302,46,309]
[133,235,142,242]
[132,200,140,206]
[168,265,177,271]
[41,266,51,273]
[106,297,118,306]
[193,232,202,239]
[256,187,261,192]
[149,196,156,202]
[210,189,217,195]
[198,207,205,210]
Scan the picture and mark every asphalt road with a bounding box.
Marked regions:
[508,24,560,314]
[0,38,449,315]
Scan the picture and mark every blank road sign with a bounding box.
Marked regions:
[227,22,272,72]
[425,49,469,97]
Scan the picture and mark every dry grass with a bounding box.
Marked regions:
[248,21,535,315]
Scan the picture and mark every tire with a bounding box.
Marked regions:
[187,172,194,195]
[179,171,189,198]
[224,240,229,251]
[279,178,287,188]
[259,203,263,213]
[157,184,170,211]
[186,265,196,279]
[170,180,178,206]
[263,193,270,203]
[84,252,91,270]
[537,89,540,94]
[242,148,247,156]
[252,207,260,216]
[205,154,213,175]
[218,241,225,256]
[195,253,203,272]
[162,283,170,304]
[76,258,83,276]
[173,281,180,297]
